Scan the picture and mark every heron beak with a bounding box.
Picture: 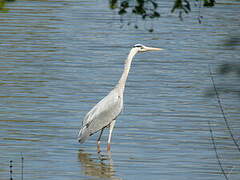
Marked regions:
[145,46,164,51]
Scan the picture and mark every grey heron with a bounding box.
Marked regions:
[78,44,163,152]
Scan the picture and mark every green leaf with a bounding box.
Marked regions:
[203,0,215,7]
[109,0,118,9]
[119,8,127,15]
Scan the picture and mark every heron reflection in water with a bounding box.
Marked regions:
[78,149,121,179]
[78,44,163,152]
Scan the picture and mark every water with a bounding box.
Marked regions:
[0,0,240,179]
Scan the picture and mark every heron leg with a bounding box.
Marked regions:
[107,120,116,151]
[97,128,104,153]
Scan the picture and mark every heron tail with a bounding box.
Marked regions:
[77,126,90,143]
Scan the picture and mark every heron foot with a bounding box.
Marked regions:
[107,143,111,151]
[97,141,101,153]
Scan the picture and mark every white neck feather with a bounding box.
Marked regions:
[117,48,138,94]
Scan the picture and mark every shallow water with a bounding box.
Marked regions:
[0,0,240,179]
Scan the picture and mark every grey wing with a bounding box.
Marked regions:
[78,88,123,143]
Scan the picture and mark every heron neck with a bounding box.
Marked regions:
[118,48,138,94]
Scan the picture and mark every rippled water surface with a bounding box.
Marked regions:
[0,0,240,179]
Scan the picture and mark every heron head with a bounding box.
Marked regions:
[133,44,163,52]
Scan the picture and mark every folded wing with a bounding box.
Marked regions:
[78,88,123,143]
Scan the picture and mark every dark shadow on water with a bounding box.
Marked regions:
[78,149,121,180]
